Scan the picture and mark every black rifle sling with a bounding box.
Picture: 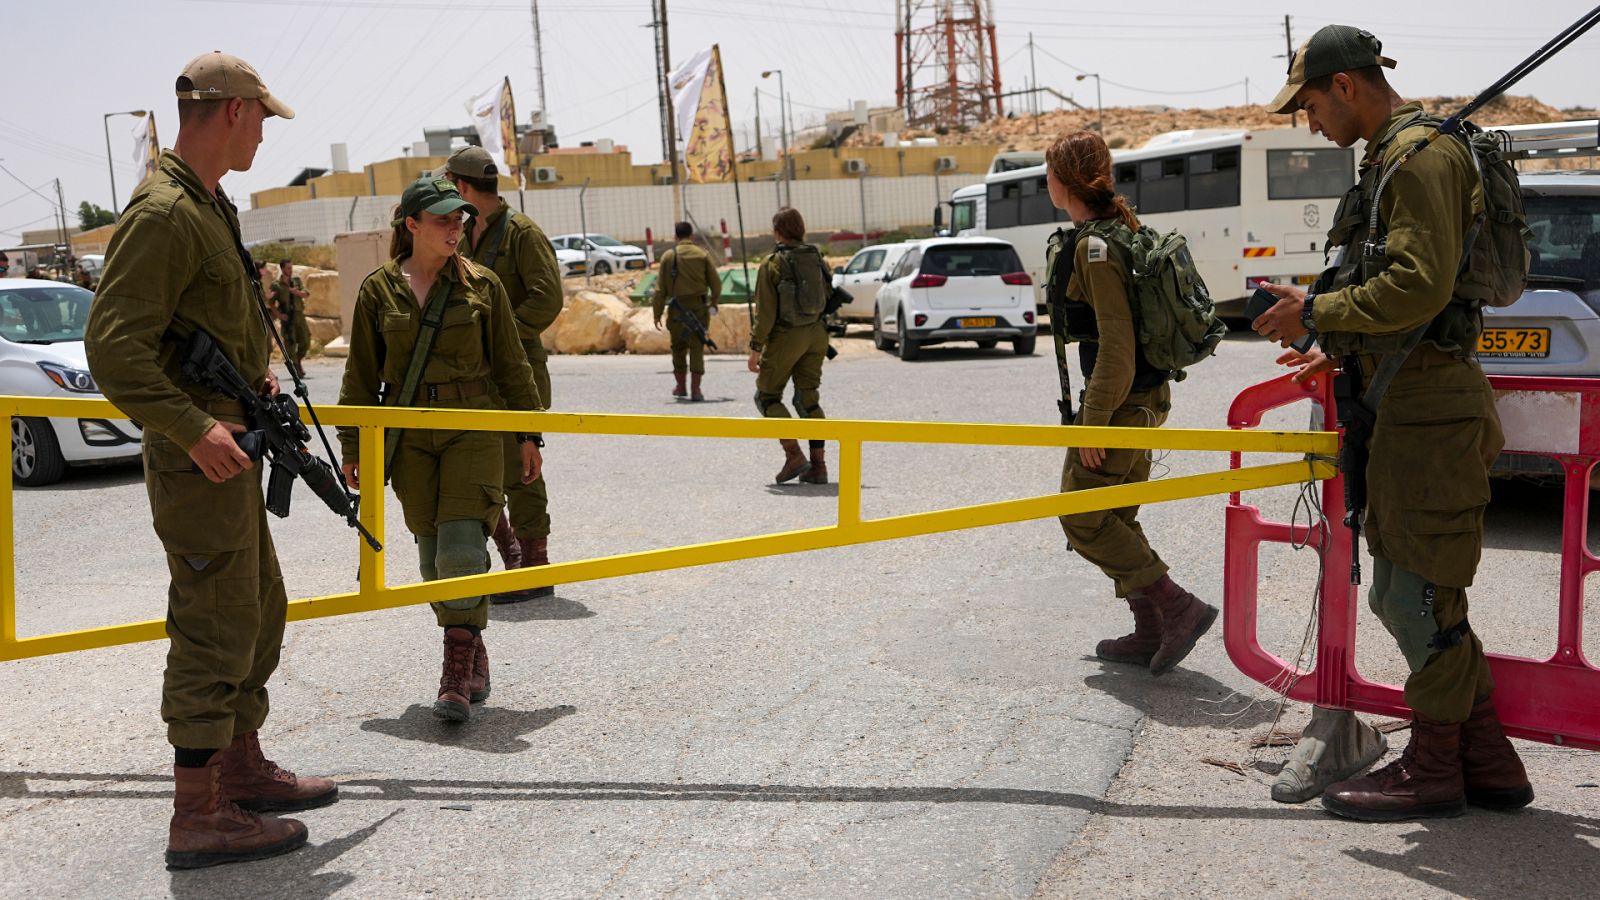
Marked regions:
[381,276,454,480]
[1048,229,1079,424]
[476,209,513,270]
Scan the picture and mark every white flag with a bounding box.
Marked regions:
[464,77,519,178]
[668,47,715,145]
[131,115,160,178]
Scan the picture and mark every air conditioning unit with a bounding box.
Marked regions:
[844,159,869,175]
[935,156,958,172]
[532,167,558,184]
[657,174,676,185]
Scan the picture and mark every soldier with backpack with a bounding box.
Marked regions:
[748,207,832,484]
[1254,24,1533,821]
[1044,130,1222,677]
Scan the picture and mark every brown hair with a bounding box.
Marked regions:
[1302,65,1389,99]
[389,206,473,281]
[452,172,499,196]
[1045,131,1137,230]
[772,207,806,243]
[176,98,229,127]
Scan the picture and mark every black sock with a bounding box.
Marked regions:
[809,440,825,450]
[174,746,217,768]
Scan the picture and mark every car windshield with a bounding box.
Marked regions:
[588,235,623,247]
[0,284,93,344]
[1525,193,1600,291]
[920,244,1023,277]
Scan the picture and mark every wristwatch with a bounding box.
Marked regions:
[516,433,545,448]
[1300,292,1317,334]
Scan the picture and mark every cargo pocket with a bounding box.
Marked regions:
[436,303,485,371]
[144,436,255,558]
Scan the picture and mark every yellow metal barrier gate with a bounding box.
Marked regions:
[1,396,1338,662]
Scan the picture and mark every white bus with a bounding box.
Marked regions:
[945,128,1359,319]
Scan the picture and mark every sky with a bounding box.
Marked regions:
[2,0,1597,244]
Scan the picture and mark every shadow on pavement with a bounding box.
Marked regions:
[1082,657,1278,729]
[358,704,577,754]
[764,483,840,498]
[489,594,596,622]
[168,808,402,900]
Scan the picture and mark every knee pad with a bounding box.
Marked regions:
[754,391,787,418]
[434,520,489,609]
[416,534,439,582]
[792,389,822,418]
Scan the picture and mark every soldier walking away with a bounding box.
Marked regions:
[84,51,335,870]
[653,221,722,401]
[268,258,310,378]
[1255,24,1533,820]
[337,175,543,723]
[1043,131,1218,677]
[749,207,832,484]
[441,146,564,602]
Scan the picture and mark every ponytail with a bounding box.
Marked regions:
[1045,131,1137,230]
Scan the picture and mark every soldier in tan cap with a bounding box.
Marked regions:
[86,51,334,870]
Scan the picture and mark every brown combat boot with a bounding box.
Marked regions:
[434,627,476,722]
[691,372,705,402]
[490,511,521,570]
[799,444,828,484]
[1095,593,1162,666]
[1143,574,1218,676]
[217,732,338,813]
[1460,696,1534,810]
[470,632,491,704]
[493,535,555,603]
[1323,716,1468,822]
[166,756,308,870]
[672,371,687,398]
[775,439,812,483]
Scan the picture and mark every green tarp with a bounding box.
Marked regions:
[626,267,757,304]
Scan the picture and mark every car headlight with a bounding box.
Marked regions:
[38,361,98,393]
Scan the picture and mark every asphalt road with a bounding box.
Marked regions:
[1,329,1596,898]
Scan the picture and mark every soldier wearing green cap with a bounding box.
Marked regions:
[337,174,543,724]
[85,50,334,870]
[1253,24,1532,821]
[439,144,565,602]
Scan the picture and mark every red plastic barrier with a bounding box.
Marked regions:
[1225,372,1600,750]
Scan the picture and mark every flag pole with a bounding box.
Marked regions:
[714,45,753,303]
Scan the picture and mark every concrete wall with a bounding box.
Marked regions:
[240,173,985,247]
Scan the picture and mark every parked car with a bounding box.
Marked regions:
[871,237,1037,361]
[549,233,648,275]
[554,246,588,278]
[0,279,142,485]
[831,242,913,323]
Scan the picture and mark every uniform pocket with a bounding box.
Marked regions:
[200,249,244,286]
[436,303,485,369]
[144,436,255,556]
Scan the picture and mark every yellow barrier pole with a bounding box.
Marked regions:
[838,439,862,528]
[1,414,15,644]
[357,423,386,597]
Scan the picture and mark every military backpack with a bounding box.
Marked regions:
[773,244,843,327]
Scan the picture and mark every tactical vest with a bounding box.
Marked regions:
[1047,220,1168,392]
[1316,114,1482,359]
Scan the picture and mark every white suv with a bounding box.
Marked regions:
[550,233,648,275]
[872,237,1037,361]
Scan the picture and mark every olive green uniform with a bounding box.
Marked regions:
[337,259,540,629]
[1051,221,1172,597]
[750,244,829,419]
[459,199,562,540]
[84,150,285,751]
[652,241,722,375]
[268,274,309,370]
[1312,103,1501,724]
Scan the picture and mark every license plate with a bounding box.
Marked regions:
[959,317,996,328]
[625,259,647,270]
[1477,327,1550,358]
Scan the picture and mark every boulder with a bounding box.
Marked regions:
[302,271,341,318]
[622,308,672,354]
[306,315,341,347]
[548,290,629,354]
[321,336,349,358]
[707,304,751,353]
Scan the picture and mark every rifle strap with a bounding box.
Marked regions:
[381,273,454,480]
[476,208,513,270]
[1047,229,1078,425]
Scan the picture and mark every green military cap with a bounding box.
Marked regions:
[1269,25,1397,114]
[176,51,295,119]
[436,145,500,179]
[394,176,477,225]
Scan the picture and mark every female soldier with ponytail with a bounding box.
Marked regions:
[1044,131,1216,676]
[338,175,543,722]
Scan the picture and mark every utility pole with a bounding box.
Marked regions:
[656,0,683,221]
[1283,15,1298,127]
[1028,32,1039,132]
[530,0,548,119]
[54,178,69,267]
[1244,77,1250,107]
[753,86,763,159]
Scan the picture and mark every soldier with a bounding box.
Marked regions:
[1043,131,1217,676]
[84,51,334,870]
[652,221,722,401]
[439,146,564,602]
[748,207,830,484]
[338,175,543,723]
[268,258,310,378]
[1255,24,1532,820]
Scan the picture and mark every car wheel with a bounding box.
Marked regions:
[873,308,894,350]
[896,308,921,361]
[976,339,998,350]
[1013,334,1037,355]
[593,260,612,275]
[12,416,67,487]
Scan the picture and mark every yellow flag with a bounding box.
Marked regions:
[682,45,734,184]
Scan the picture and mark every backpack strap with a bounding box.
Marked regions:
[381,274,453,480]
[476,210,513,270]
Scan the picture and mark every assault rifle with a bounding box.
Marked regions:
[666,297,717,351]
[177,328,382,551]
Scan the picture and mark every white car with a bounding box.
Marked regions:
[1,279,142,485]
[550,233,648,275]
[554,246,588,278]
[831,242,913,322]
[872,237,1037,361]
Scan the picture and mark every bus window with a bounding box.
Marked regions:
[1115,163,1139,210]
[1019,176,1057,226]
[1140,156,1186,214]
[950,200,976,233]
[1187,148,1240,210]
[1267,148,1355,200]
[987,182,1022,229]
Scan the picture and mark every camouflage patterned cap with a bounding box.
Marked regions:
[1269,25,1397,115]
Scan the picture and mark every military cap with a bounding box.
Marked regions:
[394,176,477,225]
[437,145,500,179]
[1269,25,1397,115]
[176,51,295,119]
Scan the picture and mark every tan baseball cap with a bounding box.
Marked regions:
[1269,25,1397,115]
[436,145,499,179]
[175,51,295,119]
